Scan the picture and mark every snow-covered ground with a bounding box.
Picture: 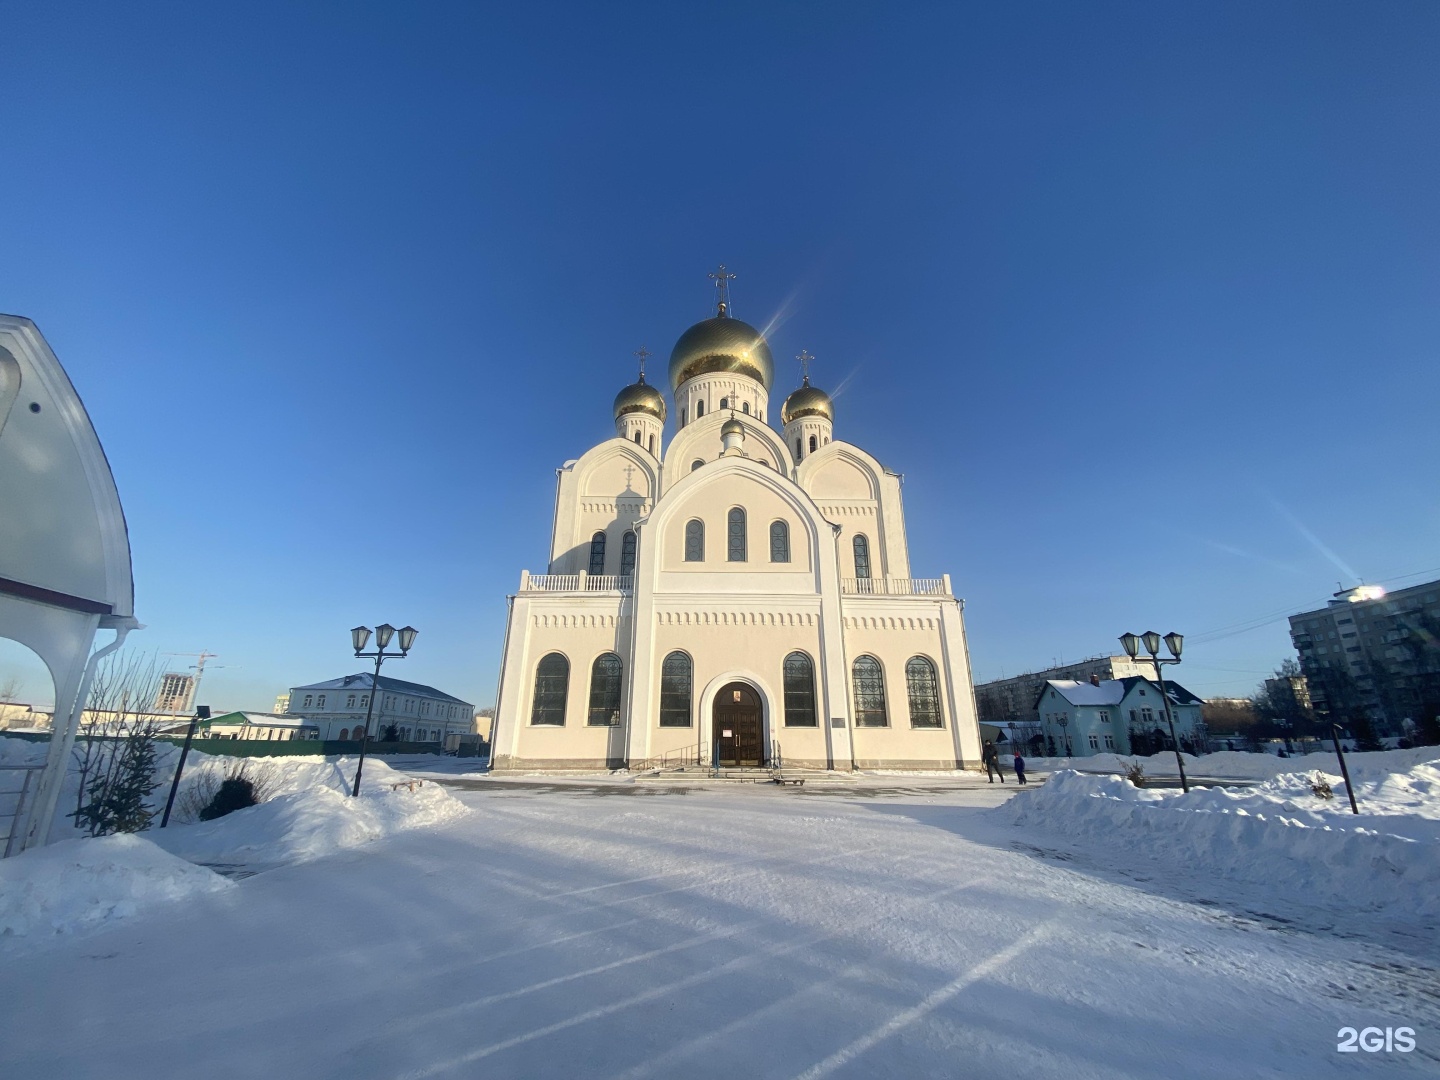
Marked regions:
[1,747,1436,1078]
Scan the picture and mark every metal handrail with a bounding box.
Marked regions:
[1,765,44,858]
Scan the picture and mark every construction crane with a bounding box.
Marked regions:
[158,651,222,714]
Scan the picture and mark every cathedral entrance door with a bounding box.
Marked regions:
[713,682,764,766]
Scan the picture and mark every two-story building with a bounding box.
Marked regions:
[1036,675,1205,757]
[286,674,474,743]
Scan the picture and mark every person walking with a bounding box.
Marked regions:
[981,740,1004,783]
[1012,751,1027,784]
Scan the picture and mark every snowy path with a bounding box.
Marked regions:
[2,782,1435,1078]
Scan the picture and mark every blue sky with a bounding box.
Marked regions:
[2,1,1437,711]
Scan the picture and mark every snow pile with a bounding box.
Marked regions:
[1000,755,1440,918]
[1028,745,1440,781]
[0,833,231,948]
[153,757,469,868]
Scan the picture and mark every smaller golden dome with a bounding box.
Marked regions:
[781,380,833,424]
[721,415,745,437]
[613,376,666,422]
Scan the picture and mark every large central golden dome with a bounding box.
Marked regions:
[668,315,774,392]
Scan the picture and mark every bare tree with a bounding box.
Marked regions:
[69,651,170,836]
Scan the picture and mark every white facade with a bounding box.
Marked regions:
[492,299,984,772]
[287,673,474,743]
[1038,677,1205,757]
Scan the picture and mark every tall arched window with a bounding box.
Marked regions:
[770,520,790,563]
[696,400,705,417]
[588,531,607,575]
[719,397,728,409]
[783,652,817,726]
[852,656,887,727]
[795,437,803,460]
[620,530,637,577]
[742,401,750,415]
[727,508,747,561]
[684,519,704,561]
[531,653,569,726]
[853,534,872,579]
[648,434,655,453]
[339,728,349,741]
[659,652,692,727]
[906,656,942,728]
[633,431,641,445]
[588,653,623,726]
[809,434,817,453]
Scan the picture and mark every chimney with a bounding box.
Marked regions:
[1090,674,1100,686]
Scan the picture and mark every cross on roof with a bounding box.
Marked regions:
[634,345,650,382]
[622,464,636,490]
[796,349,815,385]
[708,265,736,316]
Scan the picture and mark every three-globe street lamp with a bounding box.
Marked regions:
[349,623,417,797]
[1055,714,1072,757]
[1120,631,1189,793]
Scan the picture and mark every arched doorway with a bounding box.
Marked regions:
[713,682,764,766]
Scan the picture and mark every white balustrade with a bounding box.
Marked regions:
[520,572,633,594]
[840,577,949,596]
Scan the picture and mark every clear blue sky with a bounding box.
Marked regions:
[2,1,1437,711]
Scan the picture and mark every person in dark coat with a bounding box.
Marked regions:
[1012,751,1027,784]
[981,740,1004,783]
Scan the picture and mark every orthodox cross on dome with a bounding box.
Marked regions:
[708,264,736,317]
[796,349,815,386]
[633,345,651,383]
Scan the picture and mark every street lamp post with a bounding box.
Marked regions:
[1121,630,1190,794]
[349,623,417,797]
[1055,714,1071,757]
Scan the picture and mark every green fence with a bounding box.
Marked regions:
[2,732,459,759]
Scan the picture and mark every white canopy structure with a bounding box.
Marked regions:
[0,314,139,851]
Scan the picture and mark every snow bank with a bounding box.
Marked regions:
[1028,745,1440,781]
[0,833,231,948]
[1000,755,1440,918]
[152,757,469,867]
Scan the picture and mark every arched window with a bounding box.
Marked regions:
[588,531,607,575]
[696,400,705,417]
[853,534,872,579]
[742,401,750,415]
[770,520,790,562]
[795,437,803,460]
[588,653,623,726]
[317,694,326,707]
[727,507,747,561]
[339,728,349,741]
[783,652,817,726]
[684,519,704,561]
[633,431,641,445]
[659,652,692,727]
[691,459,704,471]
[620,530,637,577]
[906,656,942,728]
[648,434,655,454]
[530,653,569,726]
[719,397,728,409]
[679,409,686,428]
[809,435,818,453]
[852,656,887,727]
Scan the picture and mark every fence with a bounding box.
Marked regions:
[1,764,44,858]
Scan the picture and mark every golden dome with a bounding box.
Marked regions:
[613,377,666,422]
[720,415,745,437]
[781,380,833,424]
[668,315,774,392]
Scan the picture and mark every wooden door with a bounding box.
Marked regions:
[714,683,764,766]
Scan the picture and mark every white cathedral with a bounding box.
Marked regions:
[491,280,983,772]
